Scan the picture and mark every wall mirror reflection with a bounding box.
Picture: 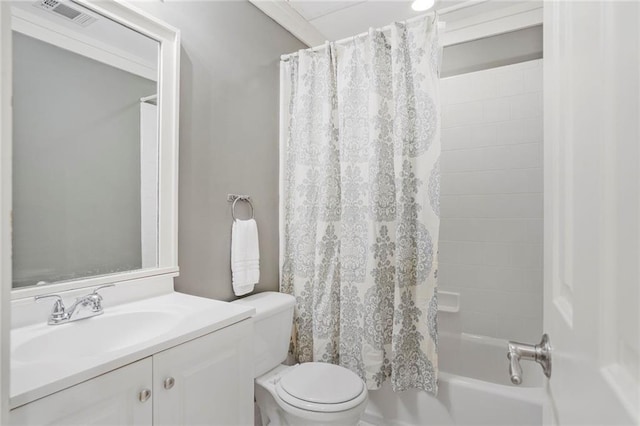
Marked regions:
[11,0,160,289]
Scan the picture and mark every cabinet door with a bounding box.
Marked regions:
[153,319,253,426]
[10,358,153,426]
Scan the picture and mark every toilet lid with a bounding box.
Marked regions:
[278,362,364,405]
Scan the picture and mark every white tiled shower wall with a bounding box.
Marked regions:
[438,59,543,343]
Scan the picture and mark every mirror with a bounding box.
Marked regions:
[10,0,160,289]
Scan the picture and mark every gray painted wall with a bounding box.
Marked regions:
[12,32,156,288]
[441,25,543,77]
[134,1,305,301]
[36,1,532,300]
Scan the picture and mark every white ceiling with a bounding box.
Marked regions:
[287,0,461,41]
[266,0,539,45]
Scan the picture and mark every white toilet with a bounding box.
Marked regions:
[233,291,368,426]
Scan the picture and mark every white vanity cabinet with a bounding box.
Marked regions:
[153,318,253,426]
[10,319,253,426]
[10,358,153,425]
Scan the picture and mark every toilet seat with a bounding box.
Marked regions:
[275,362,367,413]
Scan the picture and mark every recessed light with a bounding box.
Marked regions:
[411,0,435,12]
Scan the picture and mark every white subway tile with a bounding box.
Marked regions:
[442,101,484,128]
[437,263,453,287]
[442,101,483,128]
[439,220,460,241]
[523,219,544,243]
[440,171,477,194]
[441,194,543,218]
[491,317,519,341]
[437,60,543,339]
[494,315,542,342]
[483,98,511,123]
[440,195,478,218]
[494,117,543,145]
[496,69,525,97]
[519,316,544,342]
[516,168,544,192]
[474,123,499,146]
[495,193,543,218]
[462,288,503,314]
[438,264,484,288]
[440,78,453,106]
[441,143,541,173]
[442,125,474,150]
[483,143,541,170]
[455,242,486,265]
[438,312,462,335]
[510,92,543,119]
[485,267,523,290]
[493,121,521,145]
[523,65,543,93]
[438,241,456,264]
[441,73,498,105]
[481,219,529,243]
[482,243,512,266]
[491,59,541,73]
[527,116,544,141]
[464,266,496,289]
[441,169,543,195]
[441,148,483,172]
[518,59,542,70]
[510,243,543,268]
[441,218,515,242]
[518,268,543,293]
[442,123,500,151]
[460,310,499,338]
[513,292,543,318]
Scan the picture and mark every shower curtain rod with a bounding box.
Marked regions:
[279,0,489,61]
[140,94,158,104]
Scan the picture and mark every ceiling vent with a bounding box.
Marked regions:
[33,0,97,27]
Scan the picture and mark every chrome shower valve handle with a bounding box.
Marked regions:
[507,333,552,385]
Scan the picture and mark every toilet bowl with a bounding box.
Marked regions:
[232,292,368,426]
[255,363,368,426]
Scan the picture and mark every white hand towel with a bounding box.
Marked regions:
[231,218,260,296]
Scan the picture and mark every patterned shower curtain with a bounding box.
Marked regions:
[280,16,441,394]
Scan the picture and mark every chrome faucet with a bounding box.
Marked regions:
[35,284,114,325]
[507,333,552,385]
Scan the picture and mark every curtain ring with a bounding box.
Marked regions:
[232,197,254,221]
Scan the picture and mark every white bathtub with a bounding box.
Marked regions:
[363,332,545,426]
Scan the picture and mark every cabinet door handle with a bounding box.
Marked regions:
[163,377,175,390]
[138,388,152,402]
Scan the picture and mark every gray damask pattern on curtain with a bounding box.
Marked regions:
[281,17,441,394]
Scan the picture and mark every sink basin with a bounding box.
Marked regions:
[12,311,176,364]
[10,291,256,409]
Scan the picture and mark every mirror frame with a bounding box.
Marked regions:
[5,0,181,300]
[1,2,11,421]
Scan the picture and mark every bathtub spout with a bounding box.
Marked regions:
[506,334,552,385]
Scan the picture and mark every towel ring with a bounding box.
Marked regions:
[232,197,254,221]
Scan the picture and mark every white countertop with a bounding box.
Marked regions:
[10,292,255,409]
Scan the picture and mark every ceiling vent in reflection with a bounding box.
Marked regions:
[33,0,97,27]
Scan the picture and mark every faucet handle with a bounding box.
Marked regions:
[35,294,66,321]
[85,284,114,311]
[91,284,115,296]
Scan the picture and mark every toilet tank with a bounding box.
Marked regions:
[232,291,295,377]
